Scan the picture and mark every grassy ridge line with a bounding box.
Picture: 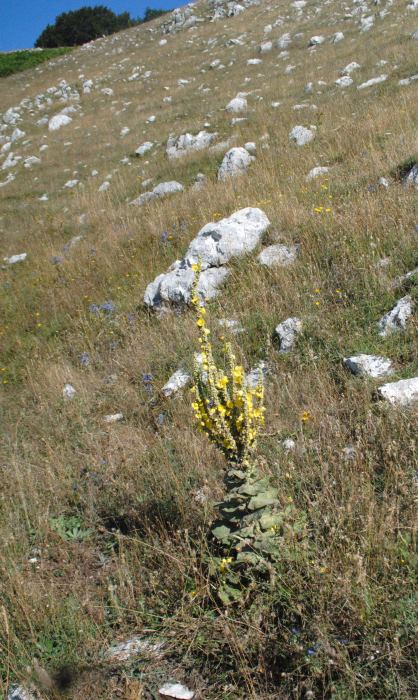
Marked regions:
[0,48,73,78]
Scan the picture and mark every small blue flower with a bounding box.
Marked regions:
[157,413,166,425]
[100,300,116,314]
[160,230,170,243]
[80,352,90,366]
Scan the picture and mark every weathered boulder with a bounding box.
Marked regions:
[144,261,229,307]
[217,147,254,180]
[144,208,270,308]
[344,354,393,378]
[378,377,418,406]
[166,131,216,159]
[130,181,184,206]
[185,207,270,268]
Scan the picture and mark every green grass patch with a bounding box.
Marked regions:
[0,48,73,77]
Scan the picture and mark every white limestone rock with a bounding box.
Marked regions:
[136,141,154,156]
[130,181,184,206]
[378,296,413,336]
[7,687,39,700]
[276,33,291,49]
[159,682,194,700]
[145,262,229,307]
[306,166,329,180]
[245,362,268,389]
[259,41,272,53]
[341,62,361,75]
[289,125,316,145]
[309,35,325,46]
[332,31,344,43]
[335,75,353,88]
[106,635,164,662]
[405,165,418,186]
[275,317,303,353]
[344,355,393,378]
[162,369,191,397]
[185,207,270,268]
[217,147,254,180]
[378,377,418,406]
[144,208,270,308]
[4,253,27,265]
[257,244,299,267]
[166,131,216,159]
[103,413,124,423]
[63,383,76,399]
[357,75,387,90]
[225,96,247,113]
[48,114,72,131]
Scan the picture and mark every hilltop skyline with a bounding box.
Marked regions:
[0,0,175,51]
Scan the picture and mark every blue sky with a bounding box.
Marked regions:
[0,0,175,51]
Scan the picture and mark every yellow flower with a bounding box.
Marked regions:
[196,317,205,328]
[191,262,202,272]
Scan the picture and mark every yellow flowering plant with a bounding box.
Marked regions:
[190,263,304,605]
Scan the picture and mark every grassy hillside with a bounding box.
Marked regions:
[0,1,416,698]
[0,49,73,78]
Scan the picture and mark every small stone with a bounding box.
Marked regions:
[103,413,124,423]
[404,165,418,187]
[309,35,325,46]
[106,635,164,662]
[342,445,357,461]
[378,377,418,406]
[257,244,299,267]
[282,438,296,451]
[357,74,387,90]
[289,125,316,145]
[159,682,195,699]
[378,296,413,336]
[63,383,76,399]
[130,181,184,206]
[343,354,393,378]
[245,362,268,389]
[335,75,353,88]
[275,317,303,353]
[48,114,72,131]
[306,166,329,180]
[135,141,154,156]
[225,96,247,113]
[162,369,191,397]
[7,687,39,700]
[4,252,27,264]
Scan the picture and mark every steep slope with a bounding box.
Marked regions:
[0,1,417,698]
